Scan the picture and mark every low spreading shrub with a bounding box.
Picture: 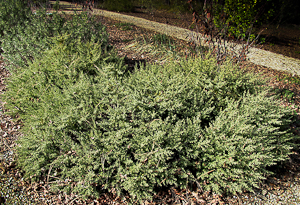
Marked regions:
[2,0,298,202]
[4,37,297,201]
[0,1,108,70]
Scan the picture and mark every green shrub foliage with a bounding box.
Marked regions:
[189,0,275,40]
[4,36,296,201]
[0,0,32,36]
[0,2,108,70]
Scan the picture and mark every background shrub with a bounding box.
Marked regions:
[102,0,134,12]
[4,42,297,201]
[187,0,274,40]
[0,1,108,70]
[0,0,29,30]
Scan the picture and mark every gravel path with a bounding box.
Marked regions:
[50,0,300,76]
[87,6,300,76]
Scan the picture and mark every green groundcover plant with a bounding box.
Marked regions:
[0,0,108,70]
[0,0,31,36]
[4,35,298,202]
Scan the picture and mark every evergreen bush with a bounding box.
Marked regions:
[0,2,108,70]
[189,0,275,40]
[0,0,32,54]
[0,0,32,35]
[4,38,297,201]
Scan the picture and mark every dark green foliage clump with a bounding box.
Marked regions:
[4,39,297,201]
[0,0,31,36]
[0,0,108,70]
[103,0,134,12]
